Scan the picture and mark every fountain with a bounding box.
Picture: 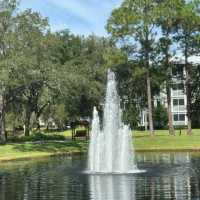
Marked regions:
[88,70,141,174]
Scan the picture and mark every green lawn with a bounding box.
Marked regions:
[0,129,200,162]
[0,140,88,162]
[134,129,200,151]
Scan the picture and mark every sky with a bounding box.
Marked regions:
[19,0,122,36]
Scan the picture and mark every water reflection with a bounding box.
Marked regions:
[0,153,200,199]
[136,152,200,200]
[89,175,135,200]
[136,152,191,165]
[0,156,88,200]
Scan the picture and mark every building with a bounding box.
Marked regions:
[140,55,200,129]
[171,63,187,126]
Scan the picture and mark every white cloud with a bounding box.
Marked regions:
[19,0,122,36]
[47,0,99,24]
[47,0,121,24]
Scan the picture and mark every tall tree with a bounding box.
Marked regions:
[13,9,50,136]
[0,0,18,142]
[191,64,200,128]
[156,0,184,135]
[175,0,200,134]
[114,61,147,129]
[107,0,160,135]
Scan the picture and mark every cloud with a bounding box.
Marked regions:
[47,0,121,24]
[47,0,97,24]
[19,0,122,36]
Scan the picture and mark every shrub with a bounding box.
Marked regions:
[153,104,168,129]
[8,132,66,143]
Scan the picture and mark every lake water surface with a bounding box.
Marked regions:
[0,152,200,200]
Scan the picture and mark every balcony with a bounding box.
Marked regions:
[172,105,187,112]
[173,121,186,126]
[171,90,185,97]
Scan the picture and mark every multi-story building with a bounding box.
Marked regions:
[171,63,187,126]
[139,55,200,129]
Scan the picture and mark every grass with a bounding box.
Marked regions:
[134,129,200,151]
[0,129,200,162]
[0,140,88,162]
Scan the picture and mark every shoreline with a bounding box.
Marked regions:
[1,128,200,163]
[0,151,86,163]
[1,143,200,163]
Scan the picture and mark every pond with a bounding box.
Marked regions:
[0,152,200,200]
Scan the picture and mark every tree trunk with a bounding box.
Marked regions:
[166,83,175,135]
[164,30,175,136]
[35,115,40,131]
[24,107,31,137]
[0,93,6,142]
[36,119,40,131]
[186,67,192,135]
[147,71,154,135]
[184,38,192,135]
[35,103,49,131]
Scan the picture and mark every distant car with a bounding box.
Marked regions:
[65,125,71,130]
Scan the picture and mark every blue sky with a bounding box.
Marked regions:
[19,0,122,36]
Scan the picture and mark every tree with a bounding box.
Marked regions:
[5,101,23,136]
[175,0,200,134]
[107,0,161,135]
[153,104,168,129]
[191,64,200,128]
[156,0,184,135]
[114,61,147,128]
[12,9,51,136]
[0,0,18,142]
[53,103,68,130]
[52,33,126,121]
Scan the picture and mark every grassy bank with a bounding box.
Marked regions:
[0,129,200,162]
[0,141,88,162]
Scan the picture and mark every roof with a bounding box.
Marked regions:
[171,55,200,65]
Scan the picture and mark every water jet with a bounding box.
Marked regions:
[87,70,143,174]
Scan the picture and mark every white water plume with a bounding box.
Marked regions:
[88,70,139,174]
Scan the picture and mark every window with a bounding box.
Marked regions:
[172,64,184,77]
[179,114,185,121]
[173,114,185,121]
[178,83,184,90]
[172,84,178,90]
[174,114,178,121]
[173,99,185,106]
[172,83,184,91]
[173,99,178,106]
[179,99,184,106]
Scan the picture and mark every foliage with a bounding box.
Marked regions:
[107,0,164,134]
[153,104,168,129]
[8,132,66,143]
[174,0,200,134]
[0,0,200,143]
[191,65,200,128]
[0,0,125,140]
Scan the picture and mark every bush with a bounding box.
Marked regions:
[136,126,146,131]
[153,104,168,129]
[8,132,66,143]
[174,125,187,130]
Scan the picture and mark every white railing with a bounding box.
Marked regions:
[173,121,186,126]
[172,106,186,112]
[171,90,185,97]
[179,105,186,112]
